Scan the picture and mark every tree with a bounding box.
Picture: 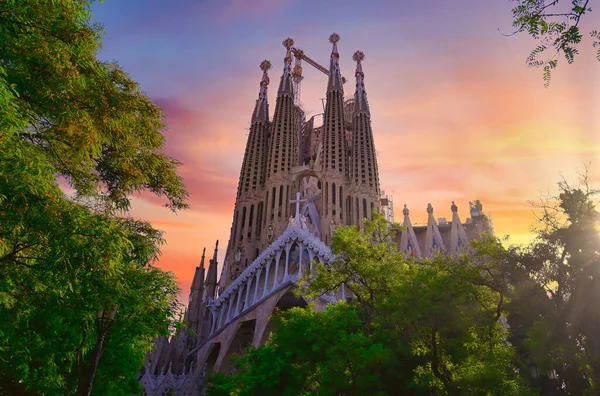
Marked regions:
[506,0,599,87]
[0,0,188,212]
[208,303,390,396]
[208,212,530,395]
[503,170,600,393]
[0,1,187,394]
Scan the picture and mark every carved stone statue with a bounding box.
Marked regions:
[300,214,308,230]
[288,216,297,228]
[267,225,274,242]
[234,247,243,262]
[329,218,337,236]
[469,200,483,217]
[475,200,483,212]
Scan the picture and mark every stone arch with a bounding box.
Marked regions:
[257,290,308,345]
[207,309,216,336]
[288,242,300,277]
[291,167,321,181]
[217,302,228,330]
[256,267,267,300]
[236,283,247,315]
[204,342,221,376]
[219,319,256,374]
[277,249,286,284]
[299,243,312,276]
[266,256,277,293]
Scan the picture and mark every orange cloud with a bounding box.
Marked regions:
[129,35,598,304]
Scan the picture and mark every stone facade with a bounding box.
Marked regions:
[139,34,492,396]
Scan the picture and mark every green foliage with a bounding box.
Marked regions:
[0,0,188,212]
[0,0,187,394]
[209,212,530,395]
[209,303,390,396]
[505,170,600,394]
[508,0,596,87]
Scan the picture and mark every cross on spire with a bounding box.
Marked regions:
[290,192,306,225]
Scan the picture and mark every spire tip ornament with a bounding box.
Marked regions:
[352,50,365,63]
[282,38,295,49]
[259,59,272,72]
[427,203,434,214]
[451,201,458,213]
[329,33,340,44]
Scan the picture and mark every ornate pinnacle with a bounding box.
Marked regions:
[259,60,272,72]
[259,60,271,87]
[329,33,340,44]
[427,203,434,214]
[293,48,304,58]
[352,50,365,63]
[282,38,295,49]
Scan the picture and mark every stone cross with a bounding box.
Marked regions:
[290,192,306,224]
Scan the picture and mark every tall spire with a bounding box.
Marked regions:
[399,205,422,258]
[251,60,272,123]
[186,247,207,336]
[350,50,380,197]
[204,240,219,300]
[278,38,295,97]
[327,33,343,93]
[191,247,206,292]
[352,50,370,118]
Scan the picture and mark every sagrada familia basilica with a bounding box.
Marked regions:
[139,34,491,395]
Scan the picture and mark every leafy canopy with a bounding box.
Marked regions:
[504,169,600,394]
[507,0,599,87]
[0,0,187,394]
[208,212,529,395]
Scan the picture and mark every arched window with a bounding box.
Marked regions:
[240,207,247,240]
[332,183,336,205]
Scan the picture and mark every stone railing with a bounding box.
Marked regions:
[206,224,333,336]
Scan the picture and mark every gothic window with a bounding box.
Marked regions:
[325,182,329,216]
[285,185,290,217]
[278,185,284,215]
[332,183,336,205]
[232,210,239,242]
[240,207,247,241]
[256,202,263,237]
[271,187,276,209]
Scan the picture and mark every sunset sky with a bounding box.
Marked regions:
[91,0,599,299]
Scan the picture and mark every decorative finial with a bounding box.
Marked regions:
[293,48,304,59]
[282,38,295,50]
[259,60,271,87]
[352,50,365,63]
[451,201,458,213]
[402,204,409,216]
[427,203,433,214]
[260,60,272,73]
[329,33,340,44]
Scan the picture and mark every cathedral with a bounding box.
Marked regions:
[139,34,491,395]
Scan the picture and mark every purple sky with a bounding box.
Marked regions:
[91,0,599,299]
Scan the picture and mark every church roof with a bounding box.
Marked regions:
[209,222,333,308]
